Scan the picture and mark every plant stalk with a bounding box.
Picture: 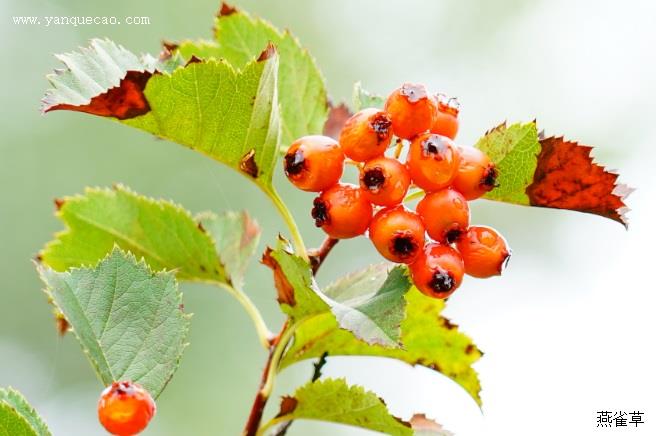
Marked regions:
[267,188,308,260]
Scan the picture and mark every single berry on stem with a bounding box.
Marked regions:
[97,381,156,436]
[410,243,465,299]
[339,108,393,162]
[430,94,460,140]
[384,83,438,140]
[284,135,344,192]
[369,206,425,264]
[360,157,411,207]
[417,188,470,243]
[452,146,498,200]
[407,133,460,192]
[456,225,511,278]
[312,183,373,239]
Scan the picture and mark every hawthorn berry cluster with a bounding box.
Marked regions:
[285,83,511,299]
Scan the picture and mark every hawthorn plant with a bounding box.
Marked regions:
[0,3,631,436]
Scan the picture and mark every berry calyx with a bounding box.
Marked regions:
[416,188,470,243]
[430,94,460,140]
[97,381,156,436]
[284,135,344,192]
[410,243,465,299]
[452,146,498,200]
[455,225,511,278]
[384,83,438,140]
[339,108,393,162]
[311,183,373,239]
[359,157,411,207]
[369,206,425,264]
[407,133,460,192]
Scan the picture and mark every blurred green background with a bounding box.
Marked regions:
[2,0,654,435]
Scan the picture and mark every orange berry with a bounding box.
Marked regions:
[407,133,460,192]
[452,146,498,200]
[369,206,425,264]
[456,226,511,278]
[312,184,373,239]
[360,157,411,207]
[284,135,344,192]
[416,188,470,243]
[430,94,459,140]
[97,381,155,436]
[410,243,465,299]
[339,108,393,162]
[384,83,437,139]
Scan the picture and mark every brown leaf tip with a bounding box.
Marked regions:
[54,198,65,210]
[276,396,298,417]
[257,42,277,62]
[323,101,353,140]
[218,2,238,17]
[185,55,203,66]
[409,414,453,434]
[261,248,296,307]
[239,149,259,178]
[161,40,179,53]
[55,314,70,337]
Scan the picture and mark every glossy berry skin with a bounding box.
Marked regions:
[452,146,498,200]
[410,243,465,299]
[339,108,393,162]
[407,133,460,192]
[284,135,344,192]
[456,226,511,278]
[312,184,373,239]
[98,381,155,436]
[359,157,411,207]
[416,189,470,243]
[430,95,459,140]
[384,83,438,140]
[369,206,425,264]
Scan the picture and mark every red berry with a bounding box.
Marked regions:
[284,135,344,192]
[98,381,155,436]
[359,157,411,207]
[410,243,465,299]
[416,188,470,243]
[339,108,393,162]
[384,83,437,139]
[430,94,460,140]
[455,226,511,278]
[407,133,460,192]
[452,146,498,200]
[369,206,425,264]
[312,184,372,239]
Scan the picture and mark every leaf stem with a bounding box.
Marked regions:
[267,188,308,260]
[218,283,273,349]
[403,188,425,204]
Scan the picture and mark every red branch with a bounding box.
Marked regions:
[308,237,339,274]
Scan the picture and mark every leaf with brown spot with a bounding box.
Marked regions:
[261,247,296,307]
[239,149,259,178]
[476,121,631,227]
[323,101,352,139]
[263,378,452,436]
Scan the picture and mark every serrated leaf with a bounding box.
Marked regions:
[43,39,281,191]
[263,243,411,347]
[264,378,451,436]
[40,185,227,284]
[37,248,191,398]
[197,211,261,288]
[281,285,482,405]
[0,388,50,436]
[352,81,385,111]
[174,5,328,145]
[477,122,630,226]
[0,403,36,436]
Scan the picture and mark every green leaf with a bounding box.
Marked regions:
[476,122,541,204]
[40,185,227,284]
[281,283,482,405]
[0,388,50,436]
[175,6,328,145]
[352,81,385,112]
[0,403,36,436]
[325,265,412,346]
[37,248,191,398]
[263,243,411,347]
[263,378,451,436]
[197,211,261,288]
[43,39,281,191]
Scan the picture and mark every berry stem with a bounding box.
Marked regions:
[308,237,339,274]
[267,187,309,260]
[217,283,273,349]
